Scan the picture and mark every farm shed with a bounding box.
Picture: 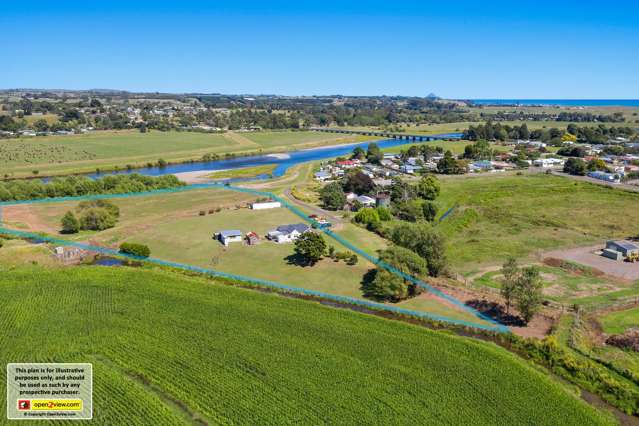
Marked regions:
[250,201,281,210]
[606,240,639,258]
[246,232,260,245]
[218,230,242,246]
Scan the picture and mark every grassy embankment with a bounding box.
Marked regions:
[0,266,614,425]
[600,307,639,334]
[0,130,377,178]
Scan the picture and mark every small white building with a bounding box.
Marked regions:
[218,230,242,246]
[533,158,565,168]
[345,192,358,202]
[250,201,281,210]
[355,195,376,207]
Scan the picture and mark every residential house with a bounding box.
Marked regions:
[314,171,332,181]
[355,195,376,207]
[533,158,565,168]
[267,224,310,243]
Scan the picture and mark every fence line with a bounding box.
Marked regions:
[0,227,505,332]
[0,182,509,333]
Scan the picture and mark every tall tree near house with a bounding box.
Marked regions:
[319,182,346,210]
[366,142,383,164]
[500,257,519,314]
[416,174,440,200]
[293,232,327,266]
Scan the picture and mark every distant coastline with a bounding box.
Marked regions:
[468,99,639,107]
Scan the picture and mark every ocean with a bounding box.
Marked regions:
[469,99,639,107]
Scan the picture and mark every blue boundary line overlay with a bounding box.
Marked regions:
[0,183,509,333]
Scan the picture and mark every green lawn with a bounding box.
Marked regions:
[0,266,613,425]
[599,307,639,334]
[436,174,639,272]
[6,188,483,325]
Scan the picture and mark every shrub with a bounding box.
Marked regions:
[79,208,117,231]
[61,211,80,234]
[119,242,151,258]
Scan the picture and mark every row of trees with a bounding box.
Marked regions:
[0,174,184,202]
[464,121,636,145]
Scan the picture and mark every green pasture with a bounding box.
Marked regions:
[599,307,639,335]
[436,174,639,272]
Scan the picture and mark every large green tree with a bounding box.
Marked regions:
[293,232,327,266]
[61,211,80,234]
[319,182,346,210]
[389,223,448,277]
[363,246,427,302]
[416,174,440,200]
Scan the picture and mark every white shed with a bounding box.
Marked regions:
[250,201,282,210]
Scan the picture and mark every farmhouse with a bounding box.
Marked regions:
[267,223,310,243]
[218,230,242,246]
[250,201,281,210]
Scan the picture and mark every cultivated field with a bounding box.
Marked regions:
[0,130,375,178]
[0,266,613,425]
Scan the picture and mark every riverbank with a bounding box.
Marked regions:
[0,130,379,180]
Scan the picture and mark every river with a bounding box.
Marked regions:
[87,133,462,179]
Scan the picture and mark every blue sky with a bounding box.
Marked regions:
[2,1,638,98]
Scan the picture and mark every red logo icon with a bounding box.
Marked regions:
[18,400,31,410]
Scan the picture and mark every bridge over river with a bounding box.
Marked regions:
[309,127,463,142]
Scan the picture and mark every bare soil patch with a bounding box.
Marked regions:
[544,246,639,281]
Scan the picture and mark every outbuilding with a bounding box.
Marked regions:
[606,240,639,258]
[250,201,281,210]
[218,230,242,246]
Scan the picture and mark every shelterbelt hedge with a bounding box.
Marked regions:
[0,266,614,425]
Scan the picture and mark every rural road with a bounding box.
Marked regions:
[282,189,344,228]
